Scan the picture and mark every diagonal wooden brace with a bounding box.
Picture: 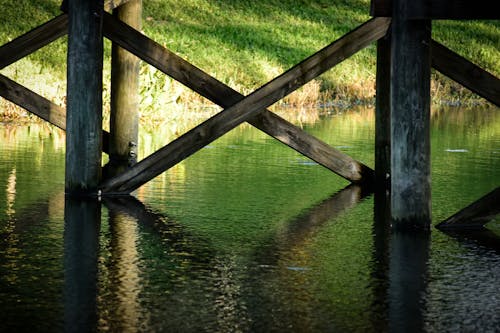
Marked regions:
[0,14,68,69]
[0,73,110,153]
[431,40,500,107]
[100,17,390,194]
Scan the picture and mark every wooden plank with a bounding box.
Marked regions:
[0,73,66,129]
[390,0,432,229]
[0,14,68,69]
[103,13,376,185]
[370,0,500,19]
[375,34,391,189]
[65,0,104,196]
[431,40,500,107]
[100,17,390,194]
[436,187,500,230]
[107,0,142,176]
[61,0,131,12]
[0,73,110,152]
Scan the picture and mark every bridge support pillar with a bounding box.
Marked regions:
[65,0,104,196]
[107,0,142,177]
[390,0,432,229]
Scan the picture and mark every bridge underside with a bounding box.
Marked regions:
[0,0,498,229]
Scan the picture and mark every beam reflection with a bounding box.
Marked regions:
[63,197,100,333]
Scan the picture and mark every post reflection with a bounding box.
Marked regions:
[372,188,431,332]
[64,197,100,333]
[388,230,430,333]
[101,200,142,332]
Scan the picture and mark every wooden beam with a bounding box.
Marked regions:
[436,187,500,230]
[103,13,378,186]
[370,0,500,19]
[431,40,500,107]
[0,14,68,69]
[104,0,134,11]
[390,0,432,229]
[100,17,390,194]
[65,0,104,196]
[61,0,132,12]
[375,34,391,189]
[0,73,66,129]
[0,73,110,152]
[107,0,142,176]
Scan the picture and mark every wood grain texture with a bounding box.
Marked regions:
[65,0,104,195]
[431,40,500,107]
[100,16,390,193]
[108,0,142,175]
[390,0,432,228]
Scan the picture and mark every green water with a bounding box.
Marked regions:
[0,107,499,332]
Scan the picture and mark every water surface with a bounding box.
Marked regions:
[1,106,499,332]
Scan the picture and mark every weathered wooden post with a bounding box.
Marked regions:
[65,0,104,196]
[107,0,142,176]
[390,0,432,229]
[375,33,391,190]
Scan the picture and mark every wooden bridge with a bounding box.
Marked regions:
[0,0,499,230]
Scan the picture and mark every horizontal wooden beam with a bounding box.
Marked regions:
[0,14,68,69]
[61,0,131,12]
[371,0,500,19]
[0,73,110,153]
[102,13,378,186]
[436,187,500,230]
[431,40,500,107]
[100,17,390,194]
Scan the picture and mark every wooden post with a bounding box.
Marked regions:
[390,0,431,229]
[66,0,104,196]
[107,0,142,177]
[375,33,391,189]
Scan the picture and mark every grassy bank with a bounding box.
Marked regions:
[1,0,499,124]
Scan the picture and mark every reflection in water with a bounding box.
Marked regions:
[248,185,369,331]
[100,202,143,332]
[1,106,499,331]
[6,168,16,217]
[64,198,100,333]
[388,231,430,333]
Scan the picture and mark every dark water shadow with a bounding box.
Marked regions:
[63,197,101,333]
[265,184,370,256]
[245,184,371,331]
[371,189,431,333]
[441,229,500,254]
[102,195,215,266]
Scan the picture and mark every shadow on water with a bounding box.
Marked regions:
[63,198,100,333]
[371,190,431,333]
[441,229,500,254]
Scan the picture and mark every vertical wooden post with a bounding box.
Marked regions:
[375,33,391,190]
[107,0,142,177]
[390,0,432,229]
[66,0,104,196]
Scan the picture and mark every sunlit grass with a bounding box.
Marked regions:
[1,0,499,123]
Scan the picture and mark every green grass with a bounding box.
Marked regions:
[1,0,499,122]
